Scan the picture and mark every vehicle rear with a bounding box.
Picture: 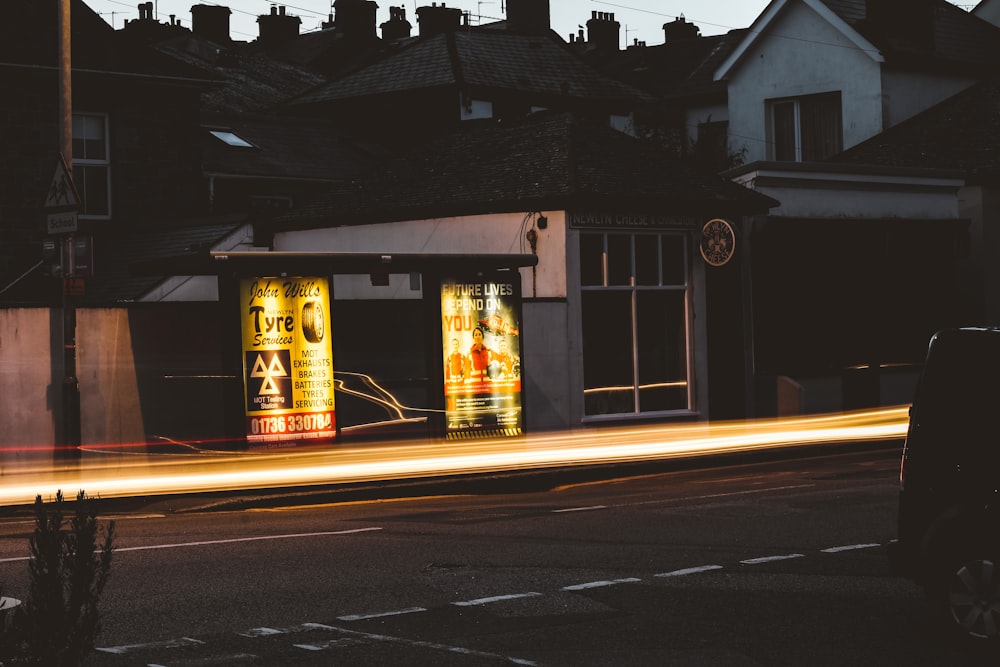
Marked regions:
[891,327,1000,640]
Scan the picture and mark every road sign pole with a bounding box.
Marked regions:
[58,0,80,455]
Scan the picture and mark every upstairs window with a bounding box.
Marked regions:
[72,113,110,218]
[769,91,842,162]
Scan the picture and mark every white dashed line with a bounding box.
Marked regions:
[453,592,542,607]
[561,578,641,590]
[96,636,204,654]
[821,543,880,553]
[741,553,805,565]
[338,607,427,621]
[553,505,607,513]
[238,622,334,637]
[113,527,383,554]
[294,624,539,665]
[656,564,724,577]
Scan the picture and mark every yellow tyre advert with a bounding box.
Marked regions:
[240,277,335,444]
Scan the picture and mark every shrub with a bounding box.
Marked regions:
[0,490,116,666]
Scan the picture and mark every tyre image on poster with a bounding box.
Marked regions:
[440,276,523,438]
[240,277,336,445]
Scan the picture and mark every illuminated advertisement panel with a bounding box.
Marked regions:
[240,277,335,444]
[441,276,523,438]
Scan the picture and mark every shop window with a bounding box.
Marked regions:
[72,113,110,218]
[769,91,842,162]
[580,232,691,418]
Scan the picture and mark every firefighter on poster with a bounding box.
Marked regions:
[240,277,336,444]
[440,277,523,437]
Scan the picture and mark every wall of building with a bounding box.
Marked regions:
[724,1,883,163]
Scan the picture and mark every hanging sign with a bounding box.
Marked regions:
[239,277,336,444]
[700,218,736,267]
[440,275,524,439]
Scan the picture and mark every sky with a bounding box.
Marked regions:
[85,0,974,48]
[85,0,776,45]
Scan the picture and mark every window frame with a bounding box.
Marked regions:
[72,112,111,219]
[767,91,843,162]
[579,231,694,420]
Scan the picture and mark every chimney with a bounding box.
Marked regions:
[191,4,231,43]
[663,15,700,42]
[506,0,550,34]
[257,6,302,45]
[335,0,378,40]
[586,11,620,51]
[416,3,465,36]
[381,6,413,41]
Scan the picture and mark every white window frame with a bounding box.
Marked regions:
[72,112,111,219]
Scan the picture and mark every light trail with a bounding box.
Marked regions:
[0,406,909,507]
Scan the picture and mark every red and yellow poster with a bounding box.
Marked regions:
[441,276,523,438]
[240,277,335,444]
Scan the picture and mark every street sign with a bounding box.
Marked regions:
[47,210,78,234]
[44,155,79,234]
[44,156,79,209]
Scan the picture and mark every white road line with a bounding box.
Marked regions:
[741,553,805,565]
[295,624,538,665]
[238,622,334,637]
[96,636,204,654]
[453,592,542,607]
[561,578,641,590]
[114,527,383,553]
[338,607,427,621]
[821,543,880,553]
[552,505,607,513]
[656,564,724,577]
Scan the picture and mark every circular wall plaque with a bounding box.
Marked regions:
[700,218,736,267]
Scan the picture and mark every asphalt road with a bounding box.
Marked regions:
[2,444,998,666]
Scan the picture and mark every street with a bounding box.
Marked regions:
[1,446,996,665]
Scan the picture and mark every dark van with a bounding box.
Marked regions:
[889,327,1000,640]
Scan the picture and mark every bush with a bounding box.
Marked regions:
[0,490,116,666]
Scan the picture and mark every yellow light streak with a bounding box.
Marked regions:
[0,407,909,508]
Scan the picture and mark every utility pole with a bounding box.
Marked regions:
[58,0,81,454]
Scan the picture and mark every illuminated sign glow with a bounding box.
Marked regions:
[240,277,336,444]
[441,277,524,438]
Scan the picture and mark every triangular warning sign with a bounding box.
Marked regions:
[44,156,79,209]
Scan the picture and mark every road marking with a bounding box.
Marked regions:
[821,543,880,553]
[238,622,334,637]
[562,578,641,590]
[553,505,607,513]
[656,565,724,577]
[741,554,805,565]
[113,527,383,554]
[453,592,542,606]
[97,636,204,654]
[294,625,538,665]
[338,607,427,621]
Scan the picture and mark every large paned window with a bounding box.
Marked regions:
[769,91,842,162]
[72,113,110,218]
[580,232,691,418]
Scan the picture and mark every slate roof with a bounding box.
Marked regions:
[151,34,328,114]
[286,29,652,107]
[264,112,777,233]
[830,75,1000,180]
[820,0,1000,69]
[202,114,388,180]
